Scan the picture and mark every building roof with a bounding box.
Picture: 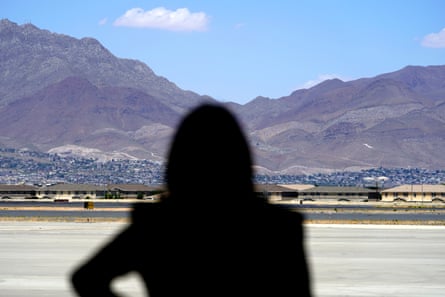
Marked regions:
[300,186,375,193]
[0,184,37,191]
[107,184,164,192]
[278,184,315,191]
[254,184,297,193]
[382,184,445,193]
[41,183,106,191]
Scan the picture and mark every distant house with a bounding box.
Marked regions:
[254,184,315,202]
[298,186,376,202]
[254,184,295,202]
[35,184,106,200]
[382,184,445,202]
[254,184,378,202]
[0,184,37,199]
[107,184,164,199]
[277,184,315,201]
[34,183,164,200]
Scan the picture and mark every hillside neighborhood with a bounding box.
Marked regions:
[1,148,444,190]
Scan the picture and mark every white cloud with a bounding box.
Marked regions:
[299,74,344,89]
[113,7,209,32]
[421,28,445,48]
[98,18,107,26]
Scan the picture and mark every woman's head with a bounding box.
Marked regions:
[165,104,254,202]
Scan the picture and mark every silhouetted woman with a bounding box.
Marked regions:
[71,103,311,297]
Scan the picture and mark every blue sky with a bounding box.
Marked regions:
[2,0,445,104]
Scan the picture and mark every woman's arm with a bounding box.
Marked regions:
[71,225,141,297]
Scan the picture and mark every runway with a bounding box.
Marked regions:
[0,222,444,297]
[305,224,445,297]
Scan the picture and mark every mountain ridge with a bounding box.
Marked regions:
[0,19,211,110]
[1,19,445,174]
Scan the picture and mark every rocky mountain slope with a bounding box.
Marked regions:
[0,19,211,110]
[238,65,445,173]
[1,19,445,174]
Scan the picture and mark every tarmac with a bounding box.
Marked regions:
[0,221,444,297]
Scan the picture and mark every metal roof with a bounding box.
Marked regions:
[254,184,297,193]
[107,184,164,192]
[0,184,37,191]
[40,183,106,191]
[300,186,375,193]
[382,184,445,193]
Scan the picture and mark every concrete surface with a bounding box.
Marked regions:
[0,222,444,297]
[305,224,445,297]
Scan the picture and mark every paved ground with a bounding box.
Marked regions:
[0,222,444,297]
[305,224,445,297]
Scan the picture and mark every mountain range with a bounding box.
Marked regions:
[1,19,445,174]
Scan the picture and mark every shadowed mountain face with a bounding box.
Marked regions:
[0,76,181,159]
[1,19,445,173]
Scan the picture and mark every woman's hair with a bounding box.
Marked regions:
[165,104,254,202]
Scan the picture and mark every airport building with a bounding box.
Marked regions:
[0,183,163,200]
[1,183,445,203]
[382,184,445,202]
